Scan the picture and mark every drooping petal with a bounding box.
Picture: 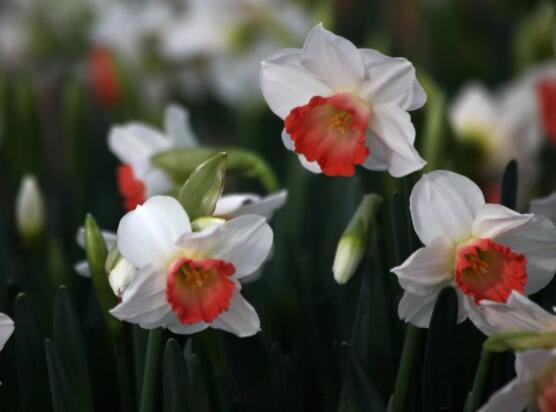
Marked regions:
[117,196,191,269]
[178,215,273,279]
[109,265,171,328]
[0,313,14,351]
[210,289,261,337]
[530,191,556,224]
[398,291,439,328]
[368,104,426,177]
[391,237,454,296]
[164,104,198,147]
[359,49,426,111]
[300,23,364,91]
[260,48,333,119]
[491,213,556,295]
[475,292,556,336]
[410,170,485,245]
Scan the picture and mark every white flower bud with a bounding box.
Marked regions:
[15,174,45,242]
[333,234,364,285]
[108,258,136,298]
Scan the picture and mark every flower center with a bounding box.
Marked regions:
[117,164,146,211]
[284,93,371,177]
[537,80,556,143]
[166,257,235,324]
[537,364,556,412]
[454,238,527,304]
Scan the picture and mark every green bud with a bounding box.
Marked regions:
[332,194,382,285]
[108,258,135,297]
[84,214,108,277]
[105,244,122,274]
[15,174,45,243]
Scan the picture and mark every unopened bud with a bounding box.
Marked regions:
[108,258,135,297]
[15,174,45,243]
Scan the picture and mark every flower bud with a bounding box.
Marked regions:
[15,174,45,243]
[108,258,135,297]
[332,194,382,285]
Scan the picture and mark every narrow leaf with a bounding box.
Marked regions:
[178,152,227,220]
[163,339,189,412]
[45,340,76,412]
[500,160,518,210]
[184,341,210,412]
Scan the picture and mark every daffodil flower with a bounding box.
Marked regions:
[109,196,273,337]
[260,23,427,177]
[391,170,556,328]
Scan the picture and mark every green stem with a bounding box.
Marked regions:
[139,328,163,412]
[392,325,423,412]
[468,348,492,411]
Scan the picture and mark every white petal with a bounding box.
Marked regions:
[164,104,198,148]
[298,154,322,174]
[108,123,170,166]
[74,261,91,277]
[167,317,209,335]
[178,215,273,279]
[398,289,467,328]
[213,194,261,218]
[210,289,261,337]
[143,168,174,197]
[76,227,117,250]
[492,214,556,295]
[300,23,364,91]
[281,129,294,150]
[227,191,288,220]
[359,49,426,110]
[516,349,556,380]
[260,48,333,119]
[117,196,190,269]
[476,292,556,336]
[472,204,533,239]
[0,313,14,351]
[392,237,454,295]
[410,170,485,245]
[109,265,171,328]
[530,191,556,224]
[368,104,426,177]
[108,259,136,297]
[477,380,532,412]
[361,130,388,171]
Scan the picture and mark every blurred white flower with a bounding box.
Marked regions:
[478,348,556,412]
[0,313,14,351]
[391,170,556,328]
[15,174,45,242]
[110,195,273,337]
[260,24,427,177]
[108,104,197,210]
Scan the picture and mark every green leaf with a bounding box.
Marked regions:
[421,287,458,411]
[52,286,94,412]
[14,293,52,411]
[45,339,76,412]
[501,160,518,210]
[420,75,446,173]
[152,147,279,193]
[178,152,227,220]
[163,339,189,412]
[483,330,556,352]
[184,341,210,412]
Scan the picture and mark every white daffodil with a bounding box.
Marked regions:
[110,196,273,337]
[391,170,556,328]
[478,348,556,412]
[260,23,427,178]
[213,190,288,220]
[468,291,556,337]
[108,104,198,211]
[0,313,14,351]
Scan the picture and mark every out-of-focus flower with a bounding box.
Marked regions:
[449,82,541,202]
[260,24,427,177]
[0,313,14,351]
[88,47,121,107]
[213,190,287,220]
[0,14,28,69]
[15,174,45,243]
[110,196,273,337]
[162,0,312,104]
[391,170,556,328]
[108,104,198,211]
[478,348,556,412]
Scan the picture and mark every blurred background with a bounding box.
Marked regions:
[1,0,556,410]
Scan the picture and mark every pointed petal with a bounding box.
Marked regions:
[410,170,484,245]
[213,194,261,218]
[164,104,198,147]
[230,190,288,220]
[117,196,190,269]
[300,23,364,91]
[178,215,273,279]
[260,48,333,119]
[0,313,14,351]
[368,104,426,177]
[391,237,454,296]
[359,49,426,110]
[210,289,261,337]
